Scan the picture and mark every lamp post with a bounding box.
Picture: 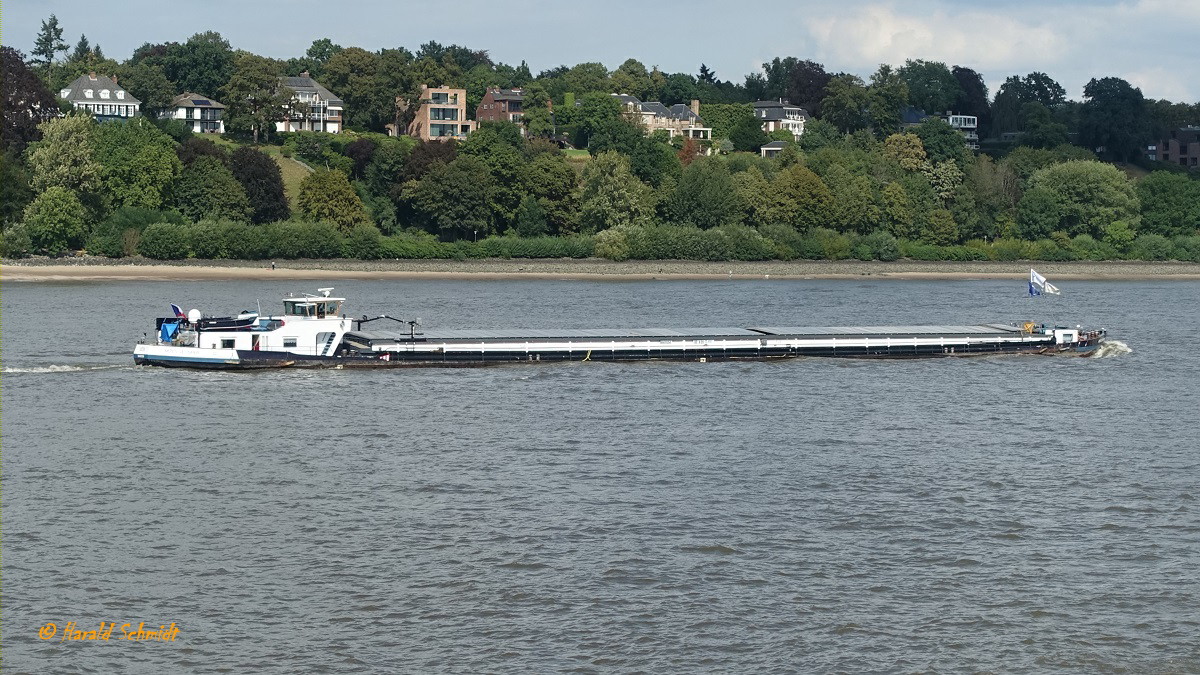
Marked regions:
[473,229,478,243]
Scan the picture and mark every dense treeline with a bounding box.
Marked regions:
[3,17,1198,261]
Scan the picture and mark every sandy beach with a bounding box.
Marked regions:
[5,257,1200,282]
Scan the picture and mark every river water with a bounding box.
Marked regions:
[2,277,1196,673]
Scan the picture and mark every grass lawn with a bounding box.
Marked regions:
[256,145,312,209]
[561,148,590,159]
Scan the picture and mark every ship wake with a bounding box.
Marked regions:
[1090,340,1132,358]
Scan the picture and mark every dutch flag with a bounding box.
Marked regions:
[170,303,185,317]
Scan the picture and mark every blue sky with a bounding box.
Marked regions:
[5,0,1199,102]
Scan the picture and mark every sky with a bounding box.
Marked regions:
[5,0,1199,103]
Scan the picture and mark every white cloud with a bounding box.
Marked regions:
[800,0,1199,101]
[805,4,1064,72]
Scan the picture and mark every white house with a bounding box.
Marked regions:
[161,92,225,133]
[276,72,344,133]
[60,72,140,121]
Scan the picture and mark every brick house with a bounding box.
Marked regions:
[1158,126,1200,170]
[476,87,525,124]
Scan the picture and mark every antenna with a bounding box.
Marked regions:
[318,287,334,297]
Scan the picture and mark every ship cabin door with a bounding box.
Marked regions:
[252,334,262,351]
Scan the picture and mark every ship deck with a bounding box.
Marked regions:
[346,323,1029,346]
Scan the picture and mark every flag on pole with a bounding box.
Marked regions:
[1029,269,1061,296]
[170,303,185,317]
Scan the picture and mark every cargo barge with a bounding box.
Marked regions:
[133,289,1108,370]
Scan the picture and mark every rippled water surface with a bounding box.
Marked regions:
[3,278,1197,673]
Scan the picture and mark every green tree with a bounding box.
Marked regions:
[513,194,549,236]
[230,147,290,224]
[914,117,967,167]
[578,151,654,232]
[1020,102,1069,149]
[165,32,235,101]
[727,115,770,152]
[822,163,880,233]
[772,164,833,233]
[922,209,959,245]
[570,91,623,149]
[114,61,176,117]
[172,156,252,223]
[1080,76,1149,162]
[1136,171,1200,236]
[667,156,740,229]
[403,155,493,239]
[611,59,653,100]
[881,182,915,238]
[32,14,68,72]
[24,186,87,254]
[519,152,579,233]
[867,64,909,137]
[821,75,870,133]
[899,59,962,115]
[1027,160,1140,237]
[731,166,774,225]
[323,47,388,130]
[222,53,291,143]
[952,66,991,135]
[93,118,182,210]
[298,168,369,231]
[0,151,34,225]
[563,62,611,96]
[520,85,554,138]
[1016,186,1062,240]
[883,133,927,172]
[25,114,104,218]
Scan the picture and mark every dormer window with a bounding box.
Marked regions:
[100,90,111,99]
[84,89,94,98]
[60,89,70,98]
[117,91,125,100]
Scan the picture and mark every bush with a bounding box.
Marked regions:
[594,227,631,261]
[1129,233,1175,260]
[344,223,383,259]
[758,223,804,260]
[189,221,228,258]
[378,233,455,259]
[23,186,88,255]
[715,224,776,260]
[1070,234,1119,260]
[139,223,191,259]
[1172,235,1200,262]
[219,221,271,260]
[89,207,185,257]
[854,231,901,261]
[1,224,32,258]
[812,228,852,260]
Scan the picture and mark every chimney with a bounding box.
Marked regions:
[89,71,97,80]
[111,75,118,84]
[300,70,310,78]
[690,99,700,116]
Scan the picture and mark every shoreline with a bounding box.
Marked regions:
[5,258,1200,282]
